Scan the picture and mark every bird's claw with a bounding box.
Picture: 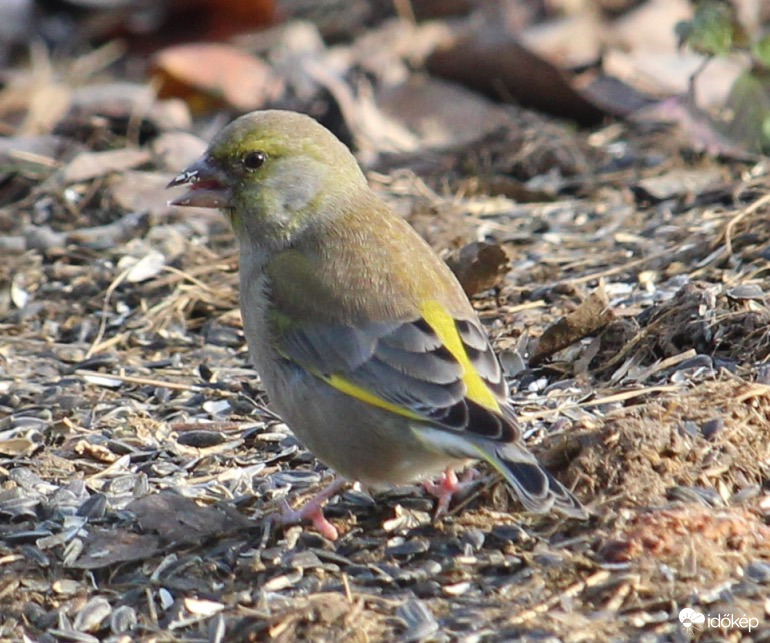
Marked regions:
[271,476,347,541]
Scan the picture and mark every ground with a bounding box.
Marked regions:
[2,6,770,642]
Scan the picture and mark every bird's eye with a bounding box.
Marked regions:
[242,151,267,171]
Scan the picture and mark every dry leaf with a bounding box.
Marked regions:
[0,437,37,457]
[532,284,615,365]
[127,491,252,544]
[445,241,510,296]
[119,251,166,283]
[377,76,511,150]
[426,25,605,125]
[152,43,283,113]
[60,148,152,184]
[521,13,603,69]
[74,439,119,463]
[71,530,160,570]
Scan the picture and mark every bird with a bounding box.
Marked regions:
[168,110,588,539]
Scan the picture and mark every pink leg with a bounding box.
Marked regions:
[423,468,460,516]
[423,468,479,516]
[275,476,348,540]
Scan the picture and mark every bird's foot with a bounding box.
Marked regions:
[274,476,347,540]
[423,468,478,517]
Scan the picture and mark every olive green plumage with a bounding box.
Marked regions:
[169,110,587,519]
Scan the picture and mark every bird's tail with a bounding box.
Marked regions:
[478,442,589,519]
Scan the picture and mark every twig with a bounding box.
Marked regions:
[519,385,680,420]
[7,149,60,168]
[578,385,679,407]
[509,570,611,624]
[393,0,416,23]
[85,267,131,359]
[735,383,770,403]
[632,349,697,382]
[76,369,200,392]
[18,211,148,253]
[721,192,770,257]
[87,331,131,356]
[157,264,220,294]
[446,476,498,517]
[142,257,237,291]
[553,247,678,287]
[503,300,546,314]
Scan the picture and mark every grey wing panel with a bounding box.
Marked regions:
[277,315,516,442]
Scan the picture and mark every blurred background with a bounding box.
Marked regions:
[1,0,769,155]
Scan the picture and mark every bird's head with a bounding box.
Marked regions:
[168,110,367,245]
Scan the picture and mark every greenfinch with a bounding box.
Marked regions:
[168,110,587,539]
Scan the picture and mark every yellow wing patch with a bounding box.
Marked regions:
[277,340,424,421]
[420,300,501,412]
[325,374,424,421]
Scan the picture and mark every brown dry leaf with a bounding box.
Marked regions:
[151,131,208,173]
[603,49,743,106]
[0,437,37,457]
[632,98,747,157]
[109,170,180,217]
[532,283,615,365]
[604,0,742,107]
[635,167,726,201]
[164,0,275,41]
[151,43,284,113]
[377,76,512,150]
[71,530,160,569]
[610,0,691,54]
[127,491,252,544]
[445,241,510,297]
[521,13,604,70]
[60,148,152,184]
[426,25,605,125]
[34,0,274,53]
[73,439,118,463]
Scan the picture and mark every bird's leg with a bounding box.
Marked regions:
[423,468,478,517]
[275,476,348,540]
[423,468,459,517]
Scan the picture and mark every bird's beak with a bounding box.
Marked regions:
[167,156,232,208]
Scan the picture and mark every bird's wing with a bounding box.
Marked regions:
[271,298,518,443]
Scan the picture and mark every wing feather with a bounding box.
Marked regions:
[374,342,461,384]
[456,319,507,398]
[272,304,517,443]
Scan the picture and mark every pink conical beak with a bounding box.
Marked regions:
[167,156,232,208]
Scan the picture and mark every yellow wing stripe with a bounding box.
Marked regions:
[278,343,424,421]
[326,374,424,421]
[420,300,501,412]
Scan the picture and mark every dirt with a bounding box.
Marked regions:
[1,6,770,642]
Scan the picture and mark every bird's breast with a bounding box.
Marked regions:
[238,247,278,376]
